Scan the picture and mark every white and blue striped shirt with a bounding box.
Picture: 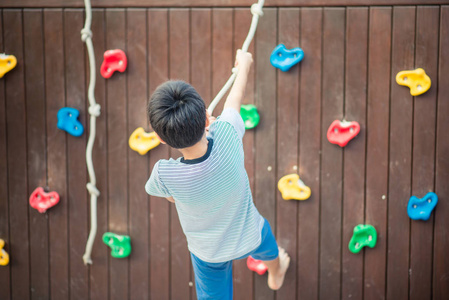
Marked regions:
[145,108,264,263]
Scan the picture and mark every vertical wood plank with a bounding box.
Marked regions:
[341,7,368,300]
[105,8,129,300]
[23,9,50,300]
[364,7,391,300]
[297,7,322,300]
[64,9,89,300]
[190,10,211,298]
[319,8,345,300]
[168,8,192,300]
[127,8,150,300]
[148,9,170,300]
[232,8,255,300]
[0,9,12,300]
[409,6,439,300]
[212,8,233,115]
[87,8,109,300]
[254,8,277,300]
[44,9,70,300]
[275,7,300,300]
[387,6,415,300]
[4,9,31,300]
[433,6,449,300]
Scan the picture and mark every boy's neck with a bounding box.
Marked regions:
[180,134,209,160]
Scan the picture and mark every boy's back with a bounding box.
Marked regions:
[146,108,264,263]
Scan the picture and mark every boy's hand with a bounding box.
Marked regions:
[206,113,216,133]
[235,50,253,73]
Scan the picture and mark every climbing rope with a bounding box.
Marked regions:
[81,0,100,265]
[207,0,265,115]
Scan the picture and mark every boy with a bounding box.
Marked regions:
[145,50,290,299]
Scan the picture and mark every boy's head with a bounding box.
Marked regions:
[148,80,207,149]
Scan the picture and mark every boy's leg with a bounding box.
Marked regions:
[249,218,290,290]
[190,253,233,300]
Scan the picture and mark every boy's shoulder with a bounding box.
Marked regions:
[211,108,245,141]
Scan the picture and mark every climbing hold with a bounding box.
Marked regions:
[278,174,311,201]
[327,120,360,147]
[407,192,438,221]
[247,256,267,275]
[0,239,9,266]
[102,232,131,258]
[0,54,17,78]
[240,104,260,129]
[29,187,60,213]
[57,107,84,137]
[129,127,160,155]
[100,49,127,79]
[396,68,431,96]
[348,224,377,254]
[270,44,304,72]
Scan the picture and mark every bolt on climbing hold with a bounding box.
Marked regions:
[29,187,60,213]
[100,49,127,79]
[348,224,377,254]
[57,107,84,137]
[102,232,131,258]
[407,192,438,221]
[129,127,161,155]
[396,68,431,96]
[0,54,17,78]
[278,174,311,201]
[247,256,268,275]
[270,44,304,72]
[0,239,9,266]
[327,120,360,147]
[240,104,260,129]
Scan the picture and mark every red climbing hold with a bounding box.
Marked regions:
[100,49,127,79]
[247,256,268,275]
[29,187,60,213]
[327,120,360,147]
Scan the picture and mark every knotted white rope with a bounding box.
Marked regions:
[81,0,101,265]
[207,0,265,115]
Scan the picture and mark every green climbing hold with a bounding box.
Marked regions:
[240,104,260,129]
[102,232,131,258]
[348,224,377,254]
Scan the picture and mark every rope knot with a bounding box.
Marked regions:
[86,183,100,197]
[88,104,101,117]
[81,28,93,42]
[250,3,264,17]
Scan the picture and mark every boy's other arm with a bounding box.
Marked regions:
[223,50,253,113]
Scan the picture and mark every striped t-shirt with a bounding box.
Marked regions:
[145,108,264,263]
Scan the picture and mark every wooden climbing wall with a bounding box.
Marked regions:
[0,1,448,300]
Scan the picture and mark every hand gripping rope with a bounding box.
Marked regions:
[207,0,265,115]
[81,0,101,265]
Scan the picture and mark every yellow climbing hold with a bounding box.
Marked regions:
[129,127,160,155]
[278,174,311,201]
[0,54,17,78]
[0,239,9,266]
[396,68,431,96]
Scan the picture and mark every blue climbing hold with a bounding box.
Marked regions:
[407,192,438,221]
[57,107,84,137]
[270,44,304,72]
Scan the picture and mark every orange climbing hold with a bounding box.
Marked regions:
[0,54,17,78]
[129,127,160,155]
[0,239,9,266]
[277,174,311,201]
[396,68,431,96]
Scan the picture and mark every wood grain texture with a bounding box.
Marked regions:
[387,6,415,300]
[3,0,449,8]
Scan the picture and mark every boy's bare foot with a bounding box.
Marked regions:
[267,247,290,290]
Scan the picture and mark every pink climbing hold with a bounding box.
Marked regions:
[247,256,268,275]
[100,49,127,79]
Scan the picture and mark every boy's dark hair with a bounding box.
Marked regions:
[148,80,206,149]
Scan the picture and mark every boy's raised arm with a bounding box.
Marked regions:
[223,50,253,113]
